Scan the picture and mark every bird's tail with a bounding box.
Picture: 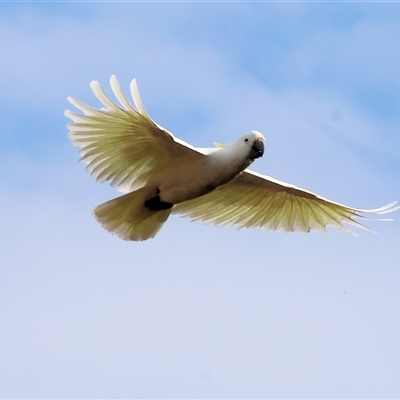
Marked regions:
[93,188,171,241]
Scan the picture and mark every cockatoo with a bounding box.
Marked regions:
[66,76,398,241]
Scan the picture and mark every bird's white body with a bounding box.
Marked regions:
[159,134,264,205]
[66,76,398,241]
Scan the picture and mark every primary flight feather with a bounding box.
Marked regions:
[66,76,398,241]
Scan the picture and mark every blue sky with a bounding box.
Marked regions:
[1,2,400,398]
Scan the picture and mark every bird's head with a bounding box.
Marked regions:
[235,130,265,161]
[212,131,265,172]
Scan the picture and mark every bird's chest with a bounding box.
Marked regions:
[158,158,243,204]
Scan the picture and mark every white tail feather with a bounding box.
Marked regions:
[93,188,171,241]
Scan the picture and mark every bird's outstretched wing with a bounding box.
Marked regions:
[66,75,203,193]
[173,169,399,234]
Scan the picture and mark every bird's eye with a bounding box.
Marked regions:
[244,138,249,142]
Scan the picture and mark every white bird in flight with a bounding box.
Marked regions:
[66,76,398,241]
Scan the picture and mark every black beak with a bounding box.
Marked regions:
[250,139,264,160]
